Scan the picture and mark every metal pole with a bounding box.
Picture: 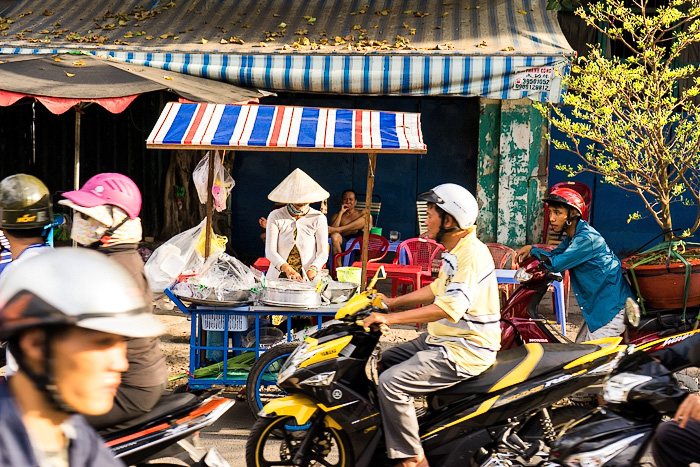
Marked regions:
[360,153,377,288]
[74,110,80,191]
[205,151,216,259]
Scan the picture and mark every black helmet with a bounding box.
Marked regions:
[0,174,53,229]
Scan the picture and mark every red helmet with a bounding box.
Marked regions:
[543,187,586,218]
[61,173,141,218]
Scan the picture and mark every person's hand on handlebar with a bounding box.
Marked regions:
[515,245,533,266]
[377,293,396,310]
[361,312,390,331]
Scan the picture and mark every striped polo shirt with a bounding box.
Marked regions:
[427,229,501,377]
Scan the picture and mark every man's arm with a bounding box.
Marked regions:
[362,303,449,329]
[329,215,366,235]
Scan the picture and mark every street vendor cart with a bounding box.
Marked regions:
[146,102,426,413]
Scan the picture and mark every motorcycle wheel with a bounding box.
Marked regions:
[246,415,353,467]
[246,342,300,417]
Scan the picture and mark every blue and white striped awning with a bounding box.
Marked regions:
[147,103,426,153]
[0,0,574,102]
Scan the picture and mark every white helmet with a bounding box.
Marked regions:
[0,248,164,340]
[418,183,479,229]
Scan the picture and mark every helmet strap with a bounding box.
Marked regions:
[8,334,77,414]
[87,207,129,248]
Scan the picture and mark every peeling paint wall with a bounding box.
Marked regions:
[477,98,549,249]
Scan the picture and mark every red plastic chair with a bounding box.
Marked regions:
[391,238,446,297]
[332,234,390,278]
[486,243,517,305]
[543,181,593,246]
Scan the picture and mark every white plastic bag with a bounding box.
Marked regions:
[192,151,235,212]
[144,219,211,292]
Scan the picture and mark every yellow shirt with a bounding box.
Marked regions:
[427,230,501,376]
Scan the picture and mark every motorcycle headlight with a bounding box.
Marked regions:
[563,433,645,467]
[277,342,332,384]
[603,373,652,403]
[301,371,336,387]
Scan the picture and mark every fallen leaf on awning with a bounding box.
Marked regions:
[229,36,245,44]
[295,28,308,34]
[476,40,487,48]
[273,13,280,17]
[502,46,515,51]
[65,72,75,77]
[278,22,286,28]
[241,24,251,28]
[414,11,429,18]
[72,59,85,66]
[201,38,208,44]
[18,11,32,18]
[442,12,449,17]
[54,57,61,62]
[443,1,453,5]
[220,38,228,44]
[518,9,528,14]
[124,31,134,38]
[403,22,409,28]
[301,37,310,45]
[163,76,173,80]
[307,17,316,24]
[410,28,416,35]
[145,35,153,40]
[403,10,413,14]
[43,10,53,16]
[376,9,391,16]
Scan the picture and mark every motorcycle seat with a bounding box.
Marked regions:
[436,343,599,395]
[100,392,198,438]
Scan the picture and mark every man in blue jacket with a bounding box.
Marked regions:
[516,187,635,342]
[0,249,164,466]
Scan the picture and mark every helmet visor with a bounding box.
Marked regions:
[417,189,443,204]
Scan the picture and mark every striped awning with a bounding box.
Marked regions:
[0,0,574,102]
[147,103,426,153]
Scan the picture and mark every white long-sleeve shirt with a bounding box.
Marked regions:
[265,206,328,280]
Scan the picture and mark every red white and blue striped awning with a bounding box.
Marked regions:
[0,0,574,102]
[147,103,426,153]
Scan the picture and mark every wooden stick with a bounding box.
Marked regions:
[204,150,216,259]
[361,153,377,288]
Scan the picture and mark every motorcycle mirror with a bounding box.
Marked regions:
[624,297,641,328]
[367,265,386,290]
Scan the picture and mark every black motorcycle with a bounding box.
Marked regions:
[546,335,700,466]
[245,274,628,467]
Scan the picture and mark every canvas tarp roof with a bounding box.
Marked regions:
[0,0,574,102]
[0,53,262,113]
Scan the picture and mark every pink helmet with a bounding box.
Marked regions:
[62,173,141,218]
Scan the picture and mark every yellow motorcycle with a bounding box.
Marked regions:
[246,268,626,467]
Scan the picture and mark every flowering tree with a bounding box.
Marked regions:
[536,0,700,241]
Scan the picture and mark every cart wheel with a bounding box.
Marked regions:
[246,342,300,418]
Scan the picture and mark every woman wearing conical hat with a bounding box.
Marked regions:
[265,168,329,281]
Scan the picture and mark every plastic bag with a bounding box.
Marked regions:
[192,150,235,212]
[172,252,262,302]
[145,219,226,292]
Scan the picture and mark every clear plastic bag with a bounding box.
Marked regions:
[192,150,235,212]
[144,219,227,292]
[172,252,262,302]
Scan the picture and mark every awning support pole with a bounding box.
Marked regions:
[204,150,215,259]
[74,110,80,191]
[360,153,377,288]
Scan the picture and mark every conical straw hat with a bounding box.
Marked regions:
[268,168,330,204]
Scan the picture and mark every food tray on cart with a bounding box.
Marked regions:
[173,294,254,308]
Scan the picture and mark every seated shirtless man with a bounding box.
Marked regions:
[329,189,371,268]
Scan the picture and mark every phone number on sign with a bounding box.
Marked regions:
[514,84,550,91]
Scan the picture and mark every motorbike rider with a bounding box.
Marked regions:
[0,248,164,466]
[650,333,700,467]
[58,173,168,431]
[0,174,54,270]
[515,187,635,342]
[362,183,501,467]
[0,174,55,376]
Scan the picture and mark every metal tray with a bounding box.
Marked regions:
[259,299,320,309]
[173,292,254,308]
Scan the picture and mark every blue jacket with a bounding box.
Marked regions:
[0,380,124,466]
[531,220,633,333]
